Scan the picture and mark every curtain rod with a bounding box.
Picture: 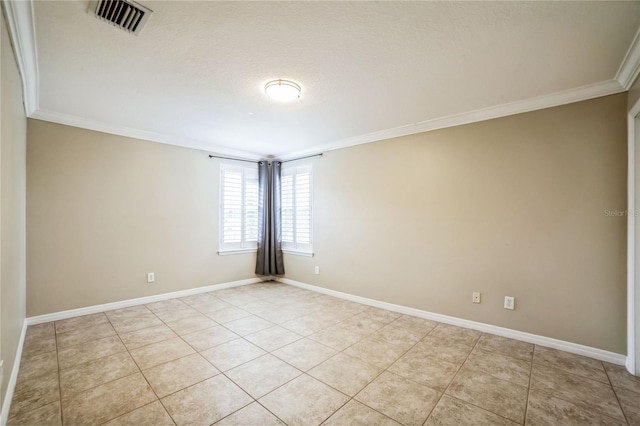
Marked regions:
[208,154,257,163]
[208,153,322,163]
[281,153,323,163]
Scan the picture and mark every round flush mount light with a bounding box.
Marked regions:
[264,79,302,102]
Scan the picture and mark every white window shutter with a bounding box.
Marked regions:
[220,163,259,251]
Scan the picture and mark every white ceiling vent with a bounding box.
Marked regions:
[88,0,152,36]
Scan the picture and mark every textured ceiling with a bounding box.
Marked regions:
[33,1,640,158]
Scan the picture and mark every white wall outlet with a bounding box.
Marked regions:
[504,296,515,310]
[314,266,320,275]
[472,292,481,304]
[147,272,155,283]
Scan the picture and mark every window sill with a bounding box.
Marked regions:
[218,249,257,256]
[282,250,314,257]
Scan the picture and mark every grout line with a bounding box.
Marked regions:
[603,359,631,425]
[522,344,536,425]
[421,329,482,425]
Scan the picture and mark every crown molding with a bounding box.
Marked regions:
[278,79,626,160]
[30,109,262,160]
[617,27,640,91]
[4,0,635,160]
[1,0,38,115]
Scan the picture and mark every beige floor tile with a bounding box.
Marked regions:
[25,323,55,341]
[224,315,274,336]
[103,400,175,426]
[226,354,302,398]
[118,324,177,350]
[9,371,59,417]
[525,390,627,426]
[272,338,337,371]
[308,352,383,396]
[425,395,518,426]
[362,307,402,323]
[166,313,218,335]
[388,347,460,392]
[615,387,640,425]
[344,336,410,369]
[7,400,61,426]
[200,339,266,371]
[256,307,306,324]
[105,305,153,322]
[308,325,366,351]
[143,353,219,397]
[56,322,116,348]
[605,362,640,394]
[188,298,233,314]
[414,336,474,364]
[61,372,156,425]
[154,305,201,323]
[244,325,302,352]
[446,367,528,423]
[162,375,252,425]
[339,313,388,335]
[60,352,138,398]
[429,323,481,346]
[215,402,284,425]
[531,364,625,421]
[178,293,221,308]
[355,371,440,426]
[390,315,438,334]
[55,313,109,334]
[206,306,253,323]
[477,333,534,361]
[281,315,330,336]
[259,374,349,426]
[129,336,195,369]
[215,292,261,306]
[16,351,58,383]
[534,346,608,383]
[181,325,239,351]
[57,335,126,369]
[240,300,279,314]
[322,400,401,426]
[110,313,164,334]
[465,348,531,387]
[22,335,56,358]
[145,298,189,313]
[370,323,428,346]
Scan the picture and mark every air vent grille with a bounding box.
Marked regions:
[88,0,152,36]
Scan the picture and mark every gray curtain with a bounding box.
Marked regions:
[256,161,285,276]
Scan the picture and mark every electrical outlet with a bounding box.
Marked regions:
[314,266,320,275]
[147,272,155,283]
[504,296,515,310]
[472,292,481,304]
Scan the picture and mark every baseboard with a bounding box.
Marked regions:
[278,278,627,366]
[1,318,28,425]
[26,278,263,325]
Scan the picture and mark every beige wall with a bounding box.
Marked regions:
[1,11,27,406]
[27,120,256,316]
[285,93,628,354]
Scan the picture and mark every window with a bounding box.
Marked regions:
[281,162,313,254]
[219,162,259,252]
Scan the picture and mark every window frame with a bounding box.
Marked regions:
[218,161,259,254]
[281,161,314,256]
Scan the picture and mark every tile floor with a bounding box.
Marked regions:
[7,282,640,425]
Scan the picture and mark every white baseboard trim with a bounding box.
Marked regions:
[1,319,28,425]
[278,278,627,366]
[26,278,263,325]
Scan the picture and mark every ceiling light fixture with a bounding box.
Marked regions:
[264,79,301,102]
